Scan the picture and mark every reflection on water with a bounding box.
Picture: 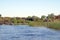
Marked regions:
[0,25,60,40]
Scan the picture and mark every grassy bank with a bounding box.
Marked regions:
[27,21,60,30]
[47,22,60,30]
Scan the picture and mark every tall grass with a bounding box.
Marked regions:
[28,21,60,30]
[47,22,60,30]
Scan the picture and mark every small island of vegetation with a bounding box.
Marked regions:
[0,13,60,30]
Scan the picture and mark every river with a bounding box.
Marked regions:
[0,25,60,40]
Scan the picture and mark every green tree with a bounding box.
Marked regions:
[47,13,55,21]
[12,18,17,25]
[32,16,40,21]
[41,15,46,20]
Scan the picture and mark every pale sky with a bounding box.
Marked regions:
[0,0,60,17]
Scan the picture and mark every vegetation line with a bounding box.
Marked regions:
[0,13,60,30]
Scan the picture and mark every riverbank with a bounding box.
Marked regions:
[28,21,60,30]
[0,21,60,30]
[0,13,60,30]
[1,21,60,30]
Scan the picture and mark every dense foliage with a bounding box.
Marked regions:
[0,13,60,29]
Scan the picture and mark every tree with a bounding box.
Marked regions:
[27,16,32,21]
[0,14,2,17]
[47,13,55,22]
[12,17,17,24]
[32,16,40,21]
[41,15,46,20]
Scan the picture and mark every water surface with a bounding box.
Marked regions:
[0,25,60,40]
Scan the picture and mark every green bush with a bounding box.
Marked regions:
[47,22,60,30]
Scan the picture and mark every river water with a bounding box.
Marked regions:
[0,25,60,40]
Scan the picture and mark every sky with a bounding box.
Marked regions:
[0,0,60,17]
